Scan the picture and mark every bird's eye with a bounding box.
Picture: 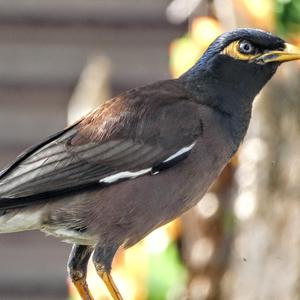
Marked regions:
[222,40,259,60]
[239,40,255,54]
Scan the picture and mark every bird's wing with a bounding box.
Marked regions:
[0,80,203,209]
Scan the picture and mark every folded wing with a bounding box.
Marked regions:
[0,80,203,209]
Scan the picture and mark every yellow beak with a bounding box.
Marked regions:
[255,43,300,64]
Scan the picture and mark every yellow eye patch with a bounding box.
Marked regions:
[221,41,260,61]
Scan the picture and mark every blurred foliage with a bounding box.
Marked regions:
[147,242,187,300]
[170,17,222,77]
[276,0,300,35]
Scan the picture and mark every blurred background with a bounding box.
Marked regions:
[0,0,300,299]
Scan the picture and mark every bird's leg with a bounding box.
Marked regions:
[92,244,123,300]
[68,244,95,300]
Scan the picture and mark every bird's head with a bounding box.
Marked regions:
[182,28,300,108]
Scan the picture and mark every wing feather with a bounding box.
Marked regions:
[0,80,203,209]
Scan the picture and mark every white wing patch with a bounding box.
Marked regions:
[99,168,152,184]
[98,142,196,184]
[163,142,196,163]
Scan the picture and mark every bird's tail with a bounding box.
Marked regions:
[0,198,43,233]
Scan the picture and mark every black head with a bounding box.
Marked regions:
[182,28,300,110]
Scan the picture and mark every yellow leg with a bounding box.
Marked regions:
[68,244,95,300]
[72,278,95,300]
[96,268,124,300]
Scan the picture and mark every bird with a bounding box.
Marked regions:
[0,28,300,300]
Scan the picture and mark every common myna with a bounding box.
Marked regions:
[1,28,300,300]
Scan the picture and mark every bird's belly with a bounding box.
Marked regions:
[41,227,98,245]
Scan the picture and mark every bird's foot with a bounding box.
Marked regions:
[96,267,124,300]
[73,278,95,300]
